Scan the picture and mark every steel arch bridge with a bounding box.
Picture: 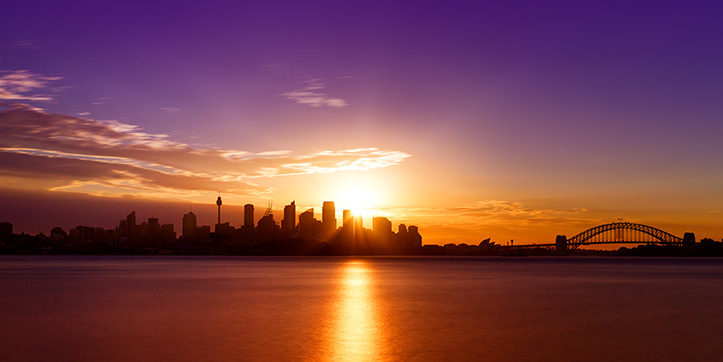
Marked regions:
[565,222,683,251]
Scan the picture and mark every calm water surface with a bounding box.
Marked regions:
[1,256,722,361]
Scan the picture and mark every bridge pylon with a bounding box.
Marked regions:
[683,232,696,247]
[556,235,568,255]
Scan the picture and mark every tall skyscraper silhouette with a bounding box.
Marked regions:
[397,224,408,251]
[244,204,254,231]
[126,211,136,240]
[373,216,393,252]
[148,217,159,241]
[322,201,336,239]
[341,209,354,253]
[354,215,365,254]
[182,211,196,238]
[408,225,422,249]
[282,201,296,235]
[299,208,314,239]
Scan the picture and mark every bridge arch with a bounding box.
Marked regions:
[566,222,683,250]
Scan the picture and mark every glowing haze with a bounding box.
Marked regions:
[1,1,723,244]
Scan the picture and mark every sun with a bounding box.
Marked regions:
[337,188,375,216]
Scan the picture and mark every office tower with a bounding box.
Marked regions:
[282,201,296,235]
[343,209,353,234]
[299,208,314,240]
[322,201,336,238]
[127,211,136,228]
[161,224,175,241]
[148,217,159,242]
[408,225,422,250]
[354,216,364,236]
[397,224,408,251]
[244,204,254,230]
[341,209,354,253]
[126,211,136,240]
[216,196,223,226]
[139,221,148,240]
[354,215,365,254]
[257,213,276,242]
[373,216,393,252]
[196,225,211,241]
[372,217,392,234]
[183,211,197,238]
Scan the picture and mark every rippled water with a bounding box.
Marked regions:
[1,256,722,361]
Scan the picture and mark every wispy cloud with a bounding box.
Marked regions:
[0,70,62,101]
[0,40,44,51]
[0,103,410,203]
[91,97,111,105]
[375,201,595,234]
[159,107,180,114]
[282,78,348,108]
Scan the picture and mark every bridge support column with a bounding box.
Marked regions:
[683,232,695,246]
[556,235,568,255]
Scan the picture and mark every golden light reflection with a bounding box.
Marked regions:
[324,260,383,362]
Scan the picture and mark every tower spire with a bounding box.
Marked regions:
[216,194,222,226]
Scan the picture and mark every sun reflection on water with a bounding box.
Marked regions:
[324,260,383,362]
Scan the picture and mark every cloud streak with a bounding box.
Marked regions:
[0,102,410,203]
[0,70,62,101]
[282,78,348,108]
[373,200,597,242]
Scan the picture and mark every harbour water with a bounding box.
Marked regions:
[1,256,722,361]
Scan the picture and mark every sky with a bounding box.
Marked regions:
[1,0,722,245]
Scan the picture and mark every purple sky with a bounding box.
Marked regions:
[1,0,723,243]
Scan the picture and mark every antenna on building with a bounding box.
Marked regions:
[264,200,273,217]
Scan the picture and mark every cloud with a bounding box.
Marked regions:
[91,97,111,105]
[376,201,595,232]
[0,70,62,101]
[0,40,44,51]
[446,200,591,226]
[159,107,180,114]
[282,78,348,108]
[0,103,410,203]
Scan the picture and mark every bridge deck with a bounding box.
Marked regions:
[511,241,683,248]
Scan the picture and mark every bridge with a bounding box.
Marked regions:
[511,222,693,254]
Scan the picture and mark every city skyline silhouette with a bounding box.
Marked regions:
[3,2,723,362]
[2,1,723,246]
[3,194,722,257]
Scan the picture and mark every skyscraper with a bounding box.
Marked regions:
[148,217,160,241]
[182,211,197,238]
[354,216,364,236]
[343,209,353,233]
[373,216,393,252]
[354,215,365,254]
[322,201,336,239]
[244,204,254,231]
[126,211,136,228]
[341,209,354,253]
[397,223,408,251]
[282,201,296,235]
[372,217,392,234]
[299,208,314,239]
[408,225,422,250]
[126,211,136,240]
[257,213,276,242]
